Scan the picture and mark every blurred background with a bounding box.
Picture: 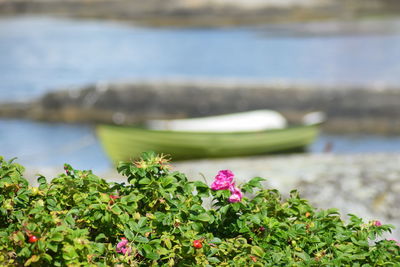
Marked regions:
[1,0,400,236]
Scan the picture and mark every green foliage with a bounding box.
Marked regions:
[0,153,399,266]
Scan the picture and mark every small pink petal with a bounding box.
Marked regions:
[229,193,242,203]
[121,247,132,255]
[117,239,128,249]
[373,220,382,227]
[211,179,232,191]
[229,186,243,198]
[215,170,234,182]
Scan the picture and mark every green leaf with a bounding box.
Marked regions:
[193,213,212,222]
[47,242,58,253]
[248,177,265,187]
[294,252,309,261]
[209,237,222,244]
[193,181,209,188]
[46,198,57,207]
[249,214,261,224]
[161,177,175,187]
[95,233,107,242]
[63,245,78,261]
[41,253,52,262]
[242,177,265,193]
[64,215,75,227]
[163,238,172,249]
[134,236,149,243]
[102,212,111,223]
[207,257,220,264]
[37,176,47,185]
[111,205,122,215]
[16,231,25,242]
[251,246,264,257]
[51,232,64,242]
[124,229,135,240]
[142,244,160,260]
[137,217,147,228]
[139,178,151,185]
[18,247,31,258]
[37,239,46,251]
[24,255,40,266]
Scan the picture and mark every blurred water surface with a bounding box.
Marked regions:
[1,16,400,170]
[2,119,400,172]
[1,16,400,101]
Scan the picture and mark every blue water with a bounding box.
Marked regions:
[0,119,110,171]
[1,16,400,170]
[2,119,400,173]
[1,16,400,101]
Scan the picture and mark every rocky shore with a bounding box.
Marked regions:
[1,0,400,27]
[2,79,400,134]
[23,152,400,239]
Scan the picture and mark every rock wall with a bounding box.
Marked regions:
[2,79,400,134]
[1,0,399,27]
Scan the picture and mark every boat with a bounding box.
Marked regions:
[96,110,324,163]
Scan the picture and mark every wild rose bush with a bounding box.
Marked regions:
[0,153,399,266]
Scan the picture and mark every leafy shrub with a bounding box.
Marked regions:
[0,153,399,266]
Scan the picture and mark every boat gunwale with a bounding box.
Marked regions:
[97,123,320,136]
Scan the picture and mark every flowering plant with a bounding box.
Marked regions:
[0,153,399,266]
[211,170,243,203]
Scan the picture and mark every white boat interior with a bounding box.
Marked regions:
[146,110,288,132]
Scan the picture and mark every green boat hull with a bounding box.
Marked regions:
[97,124,320,163]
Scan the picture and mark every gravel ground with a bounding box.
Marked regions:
[24,152,400,239]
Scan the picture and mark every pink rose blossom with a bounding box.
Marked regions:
[215,170,234,181]
[228,183,236,193]
[211,179,232,191]
[210,170,243,202]
[210,170,234,191]
[228,185,243,203]
[116,238,131,255]
[229,193,242,203]
[373,220,382,227]
[117,238,128,249]
[120,247,132,255]
[387,238,400,247]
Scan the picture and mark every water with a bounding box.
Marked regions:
[0,119,110,172]
[1,16,400,170]
[2,119,400,173]
[1,16,400,101]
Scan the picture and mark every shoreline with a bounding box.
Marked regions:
[2,79,400,134]
[1,0,400,27]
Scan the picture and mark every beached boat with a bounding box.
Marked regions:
[97,110,324,163]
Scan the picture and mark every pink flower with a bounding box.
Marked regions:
[215,170,234,181]
[387,238,400,247]
[210,170,243,202]
[210,170,234,191]
[373,220,382,227]
[117,238,128,249]
[228,185,243,203]
[116,238,131,255]
[211,179,232,191]
[120,247,132,255]
[229,193,242,203]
